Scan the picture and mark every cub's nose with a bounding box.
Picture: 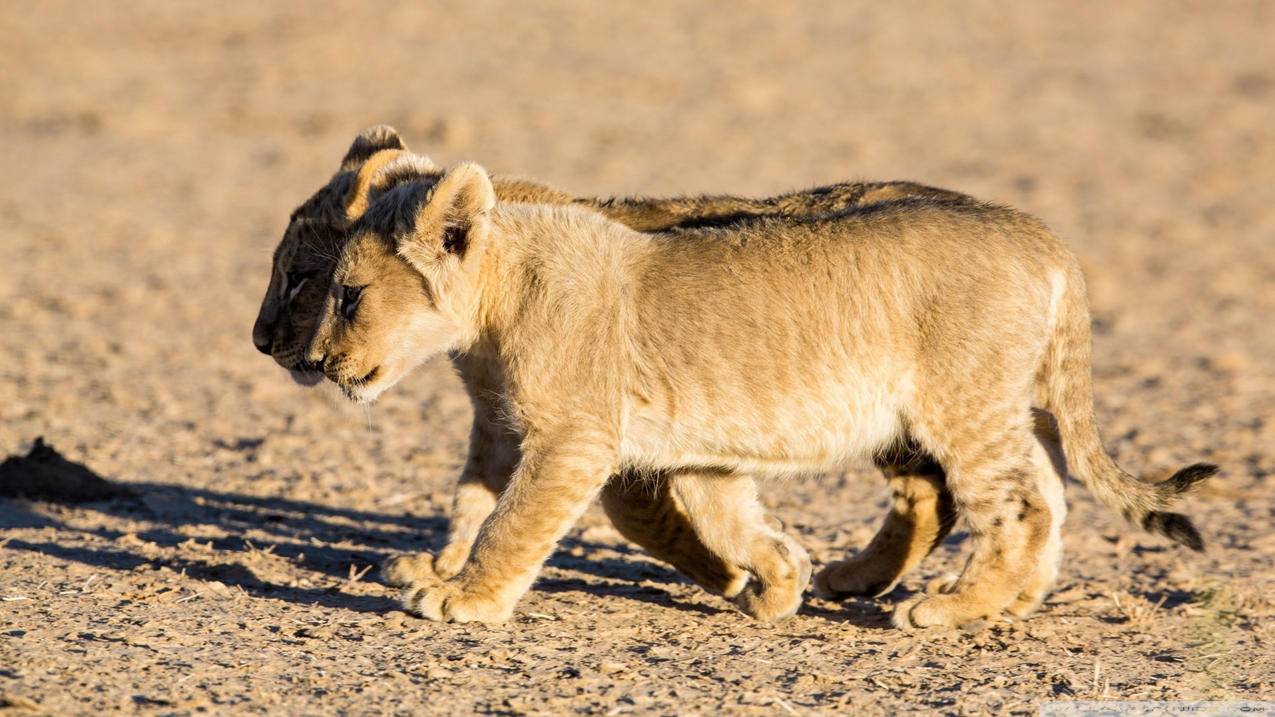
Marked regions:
[251,325,273,355]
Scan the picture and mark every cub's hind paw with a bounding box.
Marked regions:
[382,552,441,588]
[813,558,900,599]
[1004,573,1057,619]
[924,573,959,595]
[892,593,993,629]
[1004,592,1046,619]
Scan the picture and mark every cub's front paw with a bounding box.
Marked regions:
[732,534,811,622]
[382,552,441,588]
[402,580,514,623]
[431,542,472,580]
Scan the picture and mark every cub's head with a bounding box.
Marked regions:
[251,125,440,384]
[305,162,497,403]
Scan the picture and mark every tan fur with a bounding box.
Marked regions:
[257,127,1003,618]
[304,158,1212,626]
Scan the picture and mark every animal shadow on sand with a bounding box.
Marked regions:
[0,437,893,625]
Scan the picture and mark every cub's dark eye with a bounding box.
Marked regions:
[284,271,310,303]
[340,285,364,321]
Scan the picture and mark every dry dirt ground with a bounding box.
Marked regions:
[2,2,1274,714]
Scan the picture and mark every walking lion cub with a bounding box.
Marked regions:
[301,155,1214,628]
[255,126,1001,616]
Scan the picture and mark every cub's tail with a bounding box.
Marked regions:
[1038,262,1216,550]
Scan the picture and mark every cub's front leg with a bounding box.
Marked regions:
[382,396,520,588]
[402,429,617,623]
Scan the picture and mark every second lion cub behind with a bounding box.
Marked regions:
[304,160,1214,627]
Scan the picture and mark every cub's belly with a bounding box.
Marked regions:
[620,380,905,478]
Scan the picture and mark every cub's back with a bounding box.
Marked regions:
[629,199,1067,391]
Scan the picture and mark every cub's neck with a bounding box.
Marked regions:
[468,202,650,354]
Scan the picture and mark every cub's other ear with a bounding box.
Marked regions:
[339,125,408,172]
[398,163,496,276]
[344,151,440,221]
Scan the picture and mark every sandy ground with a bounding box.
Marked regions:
[2,1,1274,714]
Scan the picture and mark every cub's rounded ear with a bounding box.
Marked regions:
[344,151,440,221]
[398,163,495,276]
[433,162,497,221]
[339,125,408,172]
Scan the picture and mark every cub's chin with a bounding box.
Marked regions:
[333,364,404,405]
[336,380,387,405]
[288,369,325,387]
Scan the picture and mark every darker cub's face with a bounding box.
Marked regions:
[251,216,347,385]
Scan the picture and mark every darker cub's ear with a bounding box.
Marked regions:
[344,152,440,221]
[339,125,408,172]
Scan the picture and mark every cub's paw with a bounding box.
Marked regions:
[1004,577,1056,619]
[733,535,811,622]
[431,542,472,581]
[924,573,959,595]
[891,593,991,629]
[706,566,751,600]
[1004,591,1047,620]
[402,580,514,624]
[382,552,441,588]
[1004,552,1062,619]
[813,555,901,599]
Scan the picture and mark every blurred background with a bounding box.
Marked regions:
[1,2,1272,713]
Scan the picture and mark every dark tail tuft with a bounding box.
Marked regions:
[1142,464,1216,550]
[1166,463,1218,494]
[1142,511,1205,551]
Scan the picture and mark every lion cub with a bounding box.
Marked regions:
[303,158,1214,627]
[256,126,999,616]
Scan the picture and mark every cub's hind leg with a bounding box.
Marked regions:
[667,470,812,621]
[894,414,1051,629]
[814,449,956,599]
[924,422,1069,618]
[601,471,749,598]
[1005,410,1068,618]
